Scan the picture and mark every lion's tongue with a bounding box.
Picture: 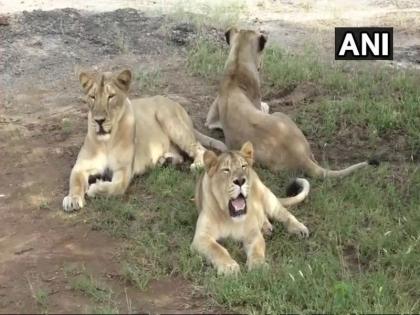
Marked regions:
[231,197,246,211]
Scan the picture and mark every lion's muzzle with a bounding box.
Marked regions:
[93,118,111,135]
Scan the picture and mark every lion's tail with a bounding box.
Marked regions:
[279,178,310,207]
[305,158,379,178]
[194,129,227,152]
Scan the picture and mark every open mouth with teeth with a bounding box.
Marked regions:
[228,193,247,217]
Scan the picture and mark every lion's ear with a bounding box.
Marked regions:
[240,141,254,165]
[258,34,267,51]
[225,27,238,45]
[203,150,218,176]
[79,72,94,94]
[115,69,132,92]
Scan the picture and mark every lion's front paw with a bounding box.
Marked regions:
[247,258,268,271]
[87,183,99,197]
[287,220,309,238]
[217,260,240,276]
[87,181,109,197]
[261,101,270,114]
[190,161,204,171]
[63,195,84,212]
[190,152,204,171]
[159,152,184,166]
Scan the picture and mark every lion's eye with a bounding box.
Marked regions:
[89,95,95,101]
[108,94,115,101]
[242,164,247,169]
[222,168,230,174]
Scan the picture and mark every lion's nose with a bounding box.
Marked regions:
[233,177,246,186]
[95,118,105,126]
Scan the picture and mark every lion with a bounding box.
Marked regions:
[205,28,378,178]
[191,141,309,275]
[63,69,227,212]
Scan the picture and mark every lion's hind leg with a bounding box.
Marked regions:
[156,105,205,170]
[205,96,223,130]
[262,185,309,238]
[262,217,274,237]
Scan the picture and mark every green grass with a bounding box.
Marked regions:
[263,46,420,149]
[61,118,73,135]
[66,265,118,313]
[187,39,226,79]
[71,274,112,303]
[136,68,164,95]
[79,25,420,313]
[186,39,420,151]
[90,306,120,314]
[35,289,49,313]
[85,163,420,313]
[168,0,247,29]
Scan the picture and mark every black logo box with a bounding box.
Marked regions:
[335,27,393,60]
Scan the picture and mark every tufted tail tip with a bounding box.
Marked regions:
[286,179,304,197]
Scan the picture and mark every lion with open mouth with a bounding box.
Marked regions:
[191,142,309,275]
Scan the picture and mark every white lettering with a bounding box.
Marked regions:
[361,33,380,56]
[339,33,359,56]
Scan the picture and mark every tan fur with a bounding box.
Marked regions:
[63,69,227,212]
[191,142,309,275]
[206,28,371,178]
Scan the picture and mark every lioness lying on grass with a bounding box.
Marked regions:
[63,69,226,212]
[192,142,309,275]
[205,28,378,178]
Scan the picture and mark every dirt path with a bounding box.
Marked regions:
[0,1,419,313]
[0,111,212,313]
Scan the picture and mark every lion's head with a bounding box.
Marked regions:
[203,142,255,219]
[79,69,132,141]
[224,27,267,71]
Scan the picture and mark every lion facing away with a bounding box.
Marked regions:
[205,28,378,178]
[191,142,309,275]
[63,69,227,212]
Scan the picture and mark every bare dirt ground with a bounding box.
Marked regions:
[0,0,419,313]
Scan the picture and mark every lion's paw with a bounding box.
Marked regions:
[63,195,84,212]
[190,152,204,171]
[247,259,268,271]
[86,181,108,197]
[217,260,240,276]
[261,101,270,114]
[159,152,184,166]
[262,219,274,237]
[190,161,204,171]
[158,156,167,166]
[287,221,309,238]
